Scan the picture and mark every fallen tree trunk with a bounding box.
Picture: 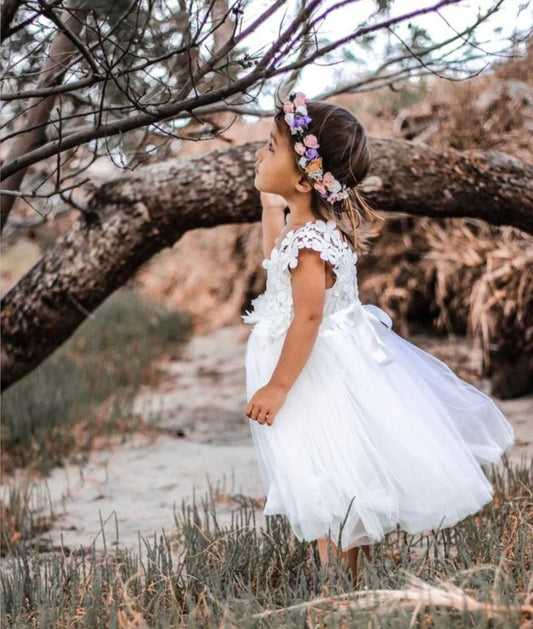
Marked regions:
[2,138,532,390]
[366,140,533,233]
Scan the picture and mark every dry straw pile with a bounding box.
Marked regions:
[357,41,533,398]
[359,215,532,399]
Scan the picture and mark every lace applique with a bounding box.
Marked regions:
[283,219,351,270]
[242,220,360,341]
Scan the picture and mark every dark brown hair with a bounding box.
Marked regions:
[274,99,383,254]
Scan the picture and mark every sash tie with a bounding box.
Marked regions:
[320,301,396,365]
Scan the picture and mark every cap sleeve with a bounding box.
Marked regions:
[282,220,344,271]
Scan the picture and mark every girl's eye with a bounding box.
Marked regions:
[268,142,274,152]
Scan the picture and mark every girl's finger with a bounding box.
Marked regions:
[256,407,268,424]
[259,408,272,425]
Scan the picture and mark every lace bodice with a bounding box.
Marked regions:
[242,219,361,340]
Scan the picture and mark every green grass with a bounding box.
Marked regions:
[1,454,531,628]
[0,288,192,554]
[1,287,192,475]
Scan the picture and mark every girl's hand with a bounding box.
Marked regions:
[245,383,287,426]
[260,191,286,212]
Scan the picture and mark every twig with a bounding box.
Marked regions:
[249,570,533,619]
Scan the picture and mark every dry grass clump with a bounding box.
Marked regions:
[359,212,532,397]
[419,217,532,400]
[418,218,531,332]
[493,38,533,85]
[429,77,532,158]
[1,455,531,628]
[250,572,533,625]
[391,39,533,162]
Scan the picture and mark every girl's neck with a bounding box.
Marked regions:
[286,218,313,229]
[285,206,315,229]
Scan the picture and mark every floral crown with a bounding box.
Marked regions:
[282,92,350,205]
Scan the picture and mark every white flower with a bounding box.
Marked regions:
[324,220,338,235]
[329,179,342,193]
[308,169,323,181]
[284,113,294,127]
[338,188,350,199]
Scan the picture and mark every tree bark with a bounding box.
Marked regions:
[1,138,532,390]
[364,139,533,232]
[0,0,23,42]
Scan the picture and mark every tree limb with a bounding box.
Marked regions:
[1,138,531,390]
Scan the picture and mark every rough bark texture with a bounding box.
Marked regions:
[1,138,532,390]
[364,139,533,232]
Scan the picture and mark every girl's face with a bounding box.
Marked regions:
[254,121,303,198]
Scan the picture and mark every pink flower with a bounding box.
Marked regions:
[322,172,335,187]
[293,93,308,107]
[303,134,319,148]
[283,101,295,114]
[328,193,340,203]
[294,142,306,155]
[313,182,327,195]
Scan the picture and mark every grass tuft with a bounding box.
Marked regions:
[1,454,531,628]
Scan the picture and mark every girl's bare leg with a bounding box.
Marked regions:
[317,537,371,587]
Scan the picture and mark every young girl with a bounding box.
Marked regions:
[242,92,515,586]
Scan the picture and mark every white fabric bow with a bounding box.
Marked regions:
[320,302,396,365]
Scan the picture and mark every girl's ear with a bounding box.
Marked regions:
[295,177,313,193]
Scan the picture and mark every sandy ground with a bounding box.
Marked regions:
[1,324,532,568]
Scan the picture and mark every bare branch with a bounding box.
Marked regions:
[1,0,91,228]
[1,0,526,230]
[273,0,468,77]
[37,0,100,75]
[0,178,90,199]
[2,0,495,186]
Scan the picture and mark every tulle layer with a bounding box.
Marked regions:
[244,303,515,550]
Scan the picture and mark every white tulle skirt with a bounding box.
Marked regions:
[244,302,515,550]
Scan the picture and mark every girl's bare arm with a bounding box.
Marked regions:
[245,248,326,425]
[260,191,286,259]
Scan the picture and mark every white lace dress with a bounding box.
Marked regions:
[242,219,514,549]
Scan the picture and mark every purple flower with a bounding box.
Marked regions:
[304,147,319,159]
[293,114,311,128]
